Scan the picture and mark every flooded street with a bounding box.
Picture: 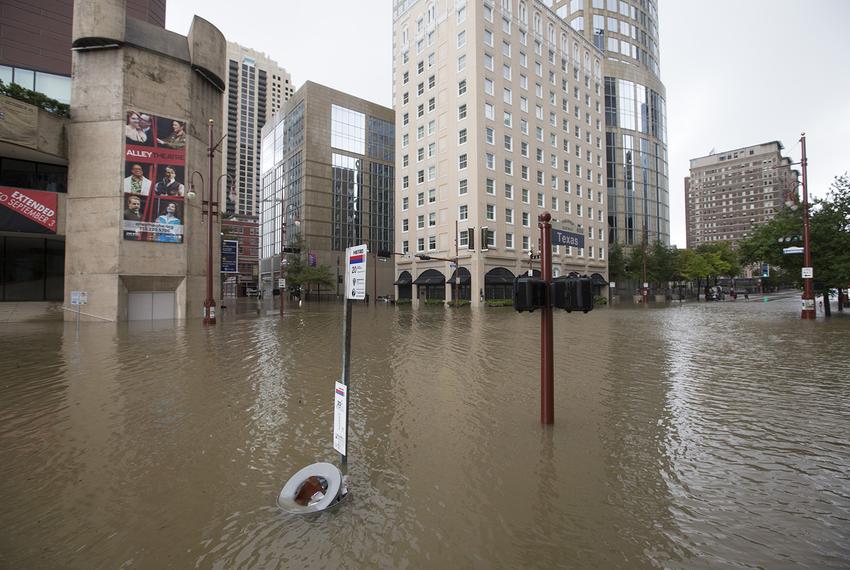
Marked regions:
[1,297,849,568]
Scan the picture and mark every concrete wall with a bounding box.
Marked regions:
[65,0,226,321]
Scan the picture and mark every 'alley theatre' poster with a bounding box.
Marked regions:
[121,109,187,243]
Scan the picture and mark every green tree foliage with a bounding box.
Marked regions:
[647,240,677,287]
[607,242,627,283]
[281,236,335,293]
[0,80,70,117]
[738,173,850,290]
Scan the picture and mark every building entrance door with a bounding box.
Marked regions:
[128,291,175,320]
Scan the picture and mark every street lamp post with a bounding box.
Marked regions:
[280,202,300,317]
[188,119,226,325]
[799,133,815,319]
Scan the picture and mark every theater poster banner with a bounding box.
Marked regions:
[0,187,58,234]
[121,109,187,243]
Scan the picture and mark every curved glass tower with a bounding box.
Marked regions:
[561,0,669,246]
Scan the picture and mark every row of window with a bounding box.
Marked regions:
[400,232,605,260]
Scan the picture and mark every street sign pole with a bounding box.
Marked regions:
[337,244,367,470]
[539,213,554,425]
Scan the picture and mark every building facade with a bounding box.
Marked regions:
[1,0,166,105]
[567,0,669,248]
[221,43,292,294]
[685,141,799,249]
[223,43,292,217]
[259,82,395,300]
[0,0,167,306]
[63,0,226,321]
[392,0,608,307]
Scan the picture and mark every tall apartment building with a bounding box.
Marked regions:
[223,43,293,217]
[392,0,608,307]
[566,0,669,247]
[685,141,798,249]
[221,43,292,294]
[259,82,395,300]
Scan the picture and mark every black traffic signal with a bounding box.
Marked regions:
[551,276,594,313]
[513,274,547,312]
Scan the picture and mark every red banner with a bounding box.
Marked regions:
[0,186,58,233]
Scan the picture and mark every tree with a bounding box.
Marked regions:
[281,236,335,299]
[608,242,627,284]
[647,240,676,290]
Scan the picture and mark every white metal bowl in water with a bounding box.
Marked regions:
[277,462,348,515]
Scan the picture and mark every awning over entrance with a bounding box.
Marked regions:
[590,272,608,286]
[484,267,515,285]
[447,267,471,285]
[394,270,412,285]
[413,269,445,285]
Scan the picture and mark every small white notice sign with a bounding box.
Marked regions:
[802,267,813,279]
[345,244,368,300]
[333,382,347,455]
[70,291,88,305]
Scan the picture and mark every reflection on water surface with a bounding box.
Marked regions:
[1,297,848,568]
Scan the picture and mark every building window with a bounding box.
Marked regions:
[459,153,468,169]
[459,204,468,221]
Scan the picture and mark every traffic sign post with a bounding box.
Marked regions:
[339,244,367,469]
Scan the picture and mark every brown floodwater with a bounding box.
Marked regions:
[1,296,849,568]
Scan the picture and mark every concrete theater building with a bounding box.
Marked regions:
[64,0,226,321]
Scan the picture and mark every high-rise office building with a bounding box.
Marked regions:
[685,142,798,249]
[392,0,608,307]
[566,0,668,247]
[259,82,395,300]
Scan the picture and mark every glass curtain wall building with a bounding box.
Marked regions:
[259,82,395,300]
[564,0,669,247]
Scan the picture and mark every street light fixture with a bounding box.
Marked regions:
[187,120,227,325]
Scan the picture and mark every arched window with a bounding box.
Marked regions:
[518,1,527,24]
[561,33,567,54]
[502,0,511,14]
[573,42,579,62]
[533,12,541,35]
[548,23,555,45]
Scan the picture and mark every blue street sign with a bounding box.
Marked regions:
[551,228,584,249]
[221,240,238,273]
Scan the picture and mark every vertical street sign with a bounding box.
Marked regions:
[221,240,238,273]
[345,244,368,300]
[333,382,347,455]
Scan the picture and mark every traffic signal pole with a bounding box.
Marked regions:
[539,212,554,424]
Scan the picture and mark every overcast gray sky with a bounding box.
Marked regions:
[166,0,850,248]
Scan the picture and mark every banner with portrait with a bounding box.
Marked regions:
[121,109,188,243]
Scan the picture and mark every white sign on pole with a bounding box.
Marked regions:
[609,281,616,288]
[278,278,285,288]
[70,291,88,305]
[345,244,368,300]
[802,267,813,279]
[333,382,347,455]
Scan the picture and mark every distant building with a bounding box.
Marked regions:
[223,43,293,217]
[221,43,292,294]
[392,0,608,306]
[685,142,799,249]
[259,81,395,300]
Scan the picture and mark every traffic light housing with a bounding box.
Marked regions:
[551,276,594,313]
[513,274,547,312]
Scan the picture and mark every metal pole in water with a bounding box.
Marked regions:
[339,296,352,470]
